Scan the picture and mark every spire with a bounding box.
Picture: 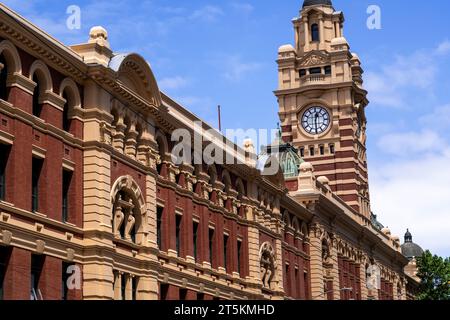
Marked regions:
[404,229,413,243]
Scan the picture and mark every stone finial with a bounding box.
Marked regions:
[89,26,110,48]
[243,138,257,167]
[297,162,316,192]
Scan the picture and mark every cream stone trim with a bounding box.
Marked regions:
[7,72,36,95]
[32,144,46,159]
[62,158,75,171]
[29,59,53,91]
[0,129,14,145]
[40,91,66,111]
[0,39,22,74]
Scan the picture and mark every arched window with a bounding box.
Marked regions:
[311,24,320,42]
[32,74,43,117]
[62,91,72,132]
[0,54,8,101]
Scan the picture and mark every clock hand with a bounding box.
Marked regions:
[314,113,319,134]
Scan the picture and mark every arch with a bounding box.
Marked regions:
[155,130,169,157]
[29,60,53,93]
[110,175,146,244]
[109,53,162,107]
[0,40,22,75]
[259,242,277,290]
[207,164,217,185]
[282,210,291,228]
[301,222,309,237]
[235,177,246,198]
[59,77,81,108]
[221,169,232,193]
[292,217,301,234]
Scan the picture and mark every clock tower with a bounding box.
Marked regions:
[275,0,371,217]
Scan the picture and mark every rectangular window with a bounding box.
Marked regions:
[0,144,9,201]
[193,222,199,262]
[304,272,309,299]
[300,147,305,158]
[175,214,182,256]
[330,144,335,154]
[295,268,299,298]
[237,239,242,275]
[197,292,205,300]
[209,228,215,266]
[132,277,138,301]
[156,206,163,249]
[320,145,325,155]
[160,283,169,300]
[0,247,11,300]
[324,65,332,75]
[62,170,72,223]
[31,254,44,300]
[121,273,127,301]
[62,262,70,300]
[180,288,187,301]
[299,69,307,77]
[285,264,290,297]
[32,158,43,213]
[223,234,229,271]
[309,67,322,74]
[309,147,315,157]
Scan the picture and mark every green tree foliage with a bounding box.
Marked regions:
[416,250,450,300]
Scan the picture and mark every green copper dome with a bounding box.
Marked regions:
[260,128,304,179]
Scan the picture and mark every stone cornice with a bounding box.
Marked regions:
[0,6,87,83]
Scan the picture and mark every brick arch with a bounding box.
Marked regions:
[59,77,82,109]
[0,40,22,75]
[29,60,53,93]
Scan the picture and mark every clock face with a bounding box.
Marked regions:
[301,106,330,135]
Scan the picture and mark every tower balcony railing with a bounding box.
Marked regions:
[300,74,332,86]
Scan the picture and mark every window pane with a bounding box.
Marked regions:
[62,170,72,223]
[311,24,319,42]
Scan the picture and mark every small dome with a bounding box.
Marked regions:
[89,26,110,48]
[401,230,424,260]
[300,162,313,172]
[303,0,333,8]
[317,176,330,185]
[331,37,348,46]
[278,44,295,53]
[381,227,391,236]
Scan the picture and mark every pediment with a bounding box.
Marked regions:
[298,51,330,67]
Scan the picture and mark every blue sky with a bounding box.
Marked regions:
[4,0,450,257]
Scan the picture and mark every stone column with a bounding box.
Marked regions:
[309,225,324,300]
[319,15,325,50]
[246,207,262,293]
[359,260,368,300]
[112,118,126,152]
[304,18,310,52]
[330,241,341,300]
[125,122,138,158]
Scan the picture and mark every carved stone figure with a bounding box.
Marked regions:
[113,206,125,238]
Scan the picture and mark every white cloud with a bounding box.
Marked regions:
[377,130,446,156]
[365,44,445,108]
[231,2,254,14]
[420,104,450,129]
[436,40,450,56]
[370,150,450,257]
[222,55,261,81]
[159,76,190,90]
[190,5,224,22]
